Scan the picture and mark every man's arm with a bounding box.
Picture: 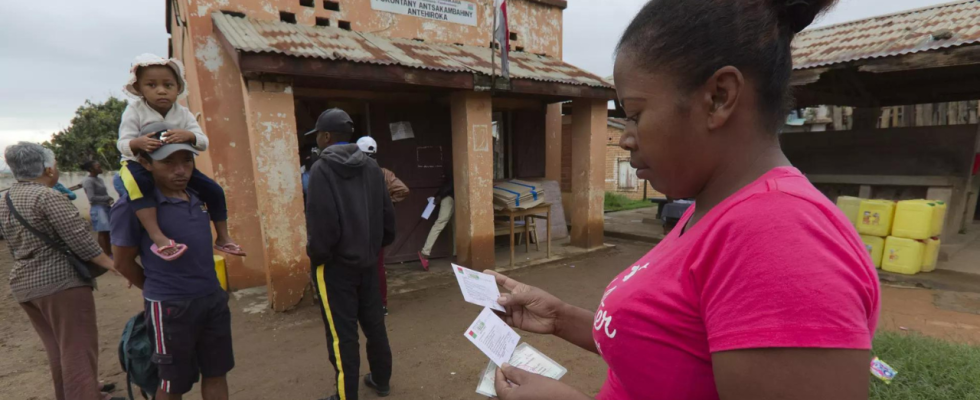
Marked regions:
[382,168,410,203]
[306,165,340,266]
[112,245,145,289]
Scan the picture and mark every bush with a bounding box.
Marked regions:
[604,192,653,213]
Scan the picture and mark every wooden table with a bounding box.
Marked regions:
[494,203,552,267]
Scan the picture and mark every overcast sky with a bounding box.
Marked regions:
[0,0,952,170]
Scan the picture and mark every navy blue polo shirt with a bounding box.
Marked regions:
[109,188,221,301]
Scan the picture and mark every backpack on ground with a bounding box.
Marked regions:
[118,311,158,400]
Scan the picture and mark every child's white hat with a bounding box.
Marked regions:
[124,53,188,99]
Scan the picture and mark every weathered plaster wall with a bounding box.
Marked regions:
[451,91,496,270]
[242,80,309,310]
[182,0,561,56]
[174,0,268,290]
[570,99,607,249]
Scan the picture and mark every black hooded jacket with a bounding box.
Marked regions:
[306,144,396,269]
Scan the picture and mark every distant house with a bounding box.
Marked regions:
[560,115,661,200]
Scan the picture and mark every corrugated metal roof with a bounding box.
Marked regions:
[212,12,613,89]
[792,0,980,70]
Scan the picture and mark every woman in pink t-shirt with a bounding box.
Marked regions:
[488,1,880,399]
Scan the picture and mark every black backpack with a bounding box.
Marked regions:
[118,312,159,399]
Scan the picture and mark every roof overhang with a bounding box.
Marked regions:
[212,13,614,101]
[791,44,980,107]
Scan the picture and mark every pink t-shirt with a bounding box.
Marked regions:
[594,167,880,400]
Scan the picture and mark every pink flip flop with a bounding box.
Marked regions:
[214,243,246,257]
[151,240,187,261]
[418,251,430,271]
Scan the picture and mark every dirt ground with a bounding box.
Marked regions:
[4,239,980,400]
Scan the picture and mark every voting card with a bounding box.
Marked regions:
[464,307,520,367]
[422,197,436,220]
[475,343,568,397]
[452,264,505,312]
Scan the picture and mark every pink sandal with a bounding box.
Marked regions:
[151,240,187,261]
[214,243,247,257]
[418,251,430,271]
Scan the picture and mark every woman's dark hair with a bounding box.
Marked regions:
[617,0,837,129]
[80,160,97,172]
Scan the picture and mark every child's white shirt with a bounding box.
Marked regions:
[117,100,208,162]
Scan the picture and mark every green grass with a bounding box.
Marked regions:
[870,331,980,400]
[604,192,654,213]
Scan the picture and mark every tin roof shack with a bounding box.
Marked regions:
[785,0,980,248]
[166,0,615,310]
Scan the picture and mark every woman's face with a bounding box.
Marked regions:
[613,53,721,199]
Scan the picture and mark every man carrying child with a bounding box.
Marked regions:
[111,122,235,400]
[115,53,244,260]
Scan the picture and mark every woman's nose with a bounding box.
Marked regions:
[619,130,637,151]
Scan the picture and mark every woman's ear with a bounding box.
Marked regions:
[704,66,744,131]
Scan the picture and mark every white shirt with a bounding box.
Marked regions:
[117,100,208,162]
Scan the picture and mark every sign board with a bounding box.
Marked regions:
[371,0,478,27]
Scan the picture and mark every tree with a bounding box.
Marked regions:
[43,97,127,171]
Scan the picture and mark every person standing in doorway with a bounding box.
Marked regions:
[357,136,409,316]
[111,124,235,400]
[306,109,396,400]
[418,174,453,271]
[80,161,114,256]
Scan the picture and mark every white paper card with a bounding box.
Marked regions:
[475,343,568,397]
[422,197,436,220]
[390,121,415,141]
[452,264,505,312]
[464,307,520,367]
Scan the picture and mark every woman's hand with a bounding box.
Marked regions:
[161,129,196,145]
[130,135,162,153]
[485,270,569,336]
[493,364,592,400]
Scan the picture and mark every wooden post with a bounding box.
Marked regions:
[451,91,495,270]
[832,106,844,131]
[545,103,563,182]
[570,98,607,249]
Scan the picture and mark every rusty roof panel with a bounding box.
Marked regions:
[212,12,612,89]
[792,0,980,70]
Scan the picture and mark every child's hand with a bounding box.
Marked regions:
[130,135,163,153]
[162,129,197,145]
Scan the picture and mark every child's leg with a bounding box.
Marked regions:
[188,169,242,252]
[123,162,180,256]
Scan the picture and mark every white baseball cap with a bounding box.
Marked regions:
[356,136,378,154]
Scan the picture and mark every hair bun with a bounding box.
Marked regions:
[779,0,836,33]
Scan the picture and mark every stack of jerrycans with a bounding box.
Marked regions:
[882,200,947,275]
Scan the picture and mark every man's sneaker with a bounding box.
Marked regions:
[382,306,389,316]
[365,373,391,397]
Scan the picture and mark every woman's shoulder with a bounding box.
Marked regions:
[710,176,857,248]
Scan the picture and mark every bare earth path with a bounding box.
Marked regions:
[4,238,980,399]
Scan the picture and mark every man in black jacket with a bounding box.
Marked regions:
[305,108,396,400]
